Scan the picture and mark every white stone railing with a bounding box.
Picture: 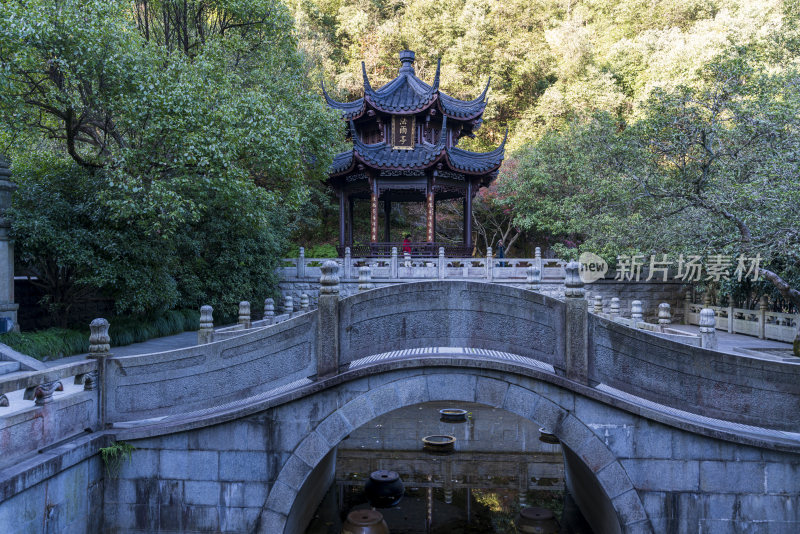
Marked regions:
[684,298,798,344]
[280,246,566,282]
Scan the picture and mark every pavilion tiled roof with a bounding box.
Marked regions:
[329,117,506,176]
[323,52,489,121]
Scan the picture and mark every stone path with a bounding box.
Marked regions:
[44,331,198,368]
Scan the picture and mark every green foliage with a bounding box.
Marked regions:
[0,309,200,360]
[0,0,341,319]
[100,441,135,479]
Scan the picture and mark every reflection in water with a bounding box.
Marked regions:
[305,402,594,533]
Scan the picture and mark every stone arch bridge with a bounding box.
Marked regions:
[1,268,799,534]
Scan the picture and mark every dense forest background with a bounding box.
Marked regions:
[289,0,799,314]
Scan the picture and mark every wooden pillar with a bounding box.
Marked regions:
[465,180,473,250]
[338,191,346,249]
[347,197,354,246]
[370,180,378,243]
[426,177,435,242]
[384,200,391,242]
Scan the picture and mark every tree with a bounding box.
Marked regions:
[0,0,341,319]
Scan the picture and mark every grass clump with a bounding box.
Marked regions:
[0,309,200,361]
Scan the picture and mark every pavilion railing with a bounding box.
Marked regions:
[282,245,566,282]
[337,242,472,258]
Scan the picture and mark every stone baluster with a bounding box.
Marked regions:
[300,293,310,312]
[564,261,588,384]
[198,305,214,344]
[610,297,620,319]
[631,300,643,325]
[263,298,275,325]
[283,295,294,318]
[238,301,251,329]
[727,299,734,334]
[317,260,340,377]
[658,303,672,332]
[593,295,603,314]
[87,317,111,424]
[699,308,718,350]
[391,247,398,278]
[526,264,541,291]
[438,247,445,280]
[684,291,692,325]
[358,265,373,292]
[344,247,352,280]
[297,247,305,279]
[486,247,493,281]
[758,295,768,340]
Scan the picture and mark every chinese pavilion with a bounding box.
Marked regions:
[324,50,505,257]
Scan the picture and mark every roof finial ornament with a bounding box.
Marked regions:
[399,50,415,74]
[430,58,441,92]
[362,62,375,95]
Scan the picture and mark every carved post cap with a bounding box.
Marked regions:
[564,261,585,298]
[283,295,294,314]
[263,298,275,316]
[526,265,542,290]
[358,265,373,291]
[199,305,214,329]
[439,247,445,257]
[699,308,717,332]
[88,318,111,354]
[759,295,769,310]
[300,293,310,310]
[658,303,672,325]
[535,247,541,260]
[610,297,621,317]
[486,247,492,257]
[320,260,340,295]
[238,301,250,316]
[593,295,603,314]
[391,247,397,256]
[631,300,644,321]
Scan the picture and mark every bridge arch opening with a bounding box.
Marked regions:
[257,369,652,534]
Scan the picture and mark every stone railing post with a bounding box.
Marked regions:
[263,298,275,325]
[283,295,294,318]
[238,301,251,329]
[593,295,603,314]
[486,247,493,281]
[526,264,541,291]
[631,300,643,326]
[198,305,214,344]
[404,251,411,268]
[684,291,692,325]
[699,308,717,350]
[535,246,542,273]
[391,247,398,278]
[658,303,671,332]
[344,247,352,280]
[88,317,111,426]
[358,265,373,292]
[564,261,588,384]
[758,295,768,340]
[317,260,340,377]
[297,247,305,279]
[300,293,310,312]
[610,297,620,319]
[438,247,445,279]
[727,301,735,334]
[0,155,18,332]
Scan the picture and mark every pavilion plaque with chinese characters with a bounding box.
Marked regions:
[392,115,415,150]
